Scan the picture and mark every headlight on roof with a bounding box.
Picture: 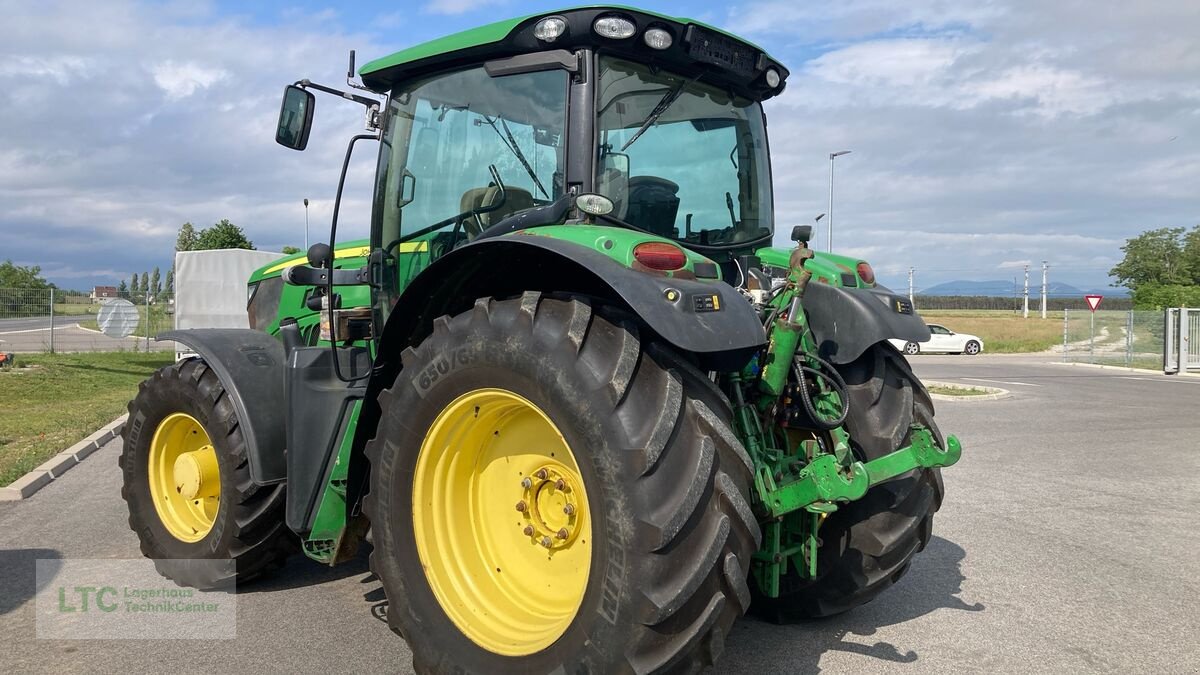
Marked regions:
[533,16,567,42]
[594,15,636,39]
[643,27,672,50]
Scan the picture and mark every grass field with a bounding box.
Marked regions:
[0,352,172,487]
[919,310,1063,353]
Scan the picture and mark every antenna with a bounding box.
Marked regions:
[346,49,374,92]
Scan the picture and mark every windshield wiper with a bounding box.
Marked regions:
[479,115,549,199]
[620,73,702,152]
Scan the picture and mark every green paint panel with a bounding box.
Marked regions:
[522,225,719,277]
[756,246,867,287]
[303,400,362,565]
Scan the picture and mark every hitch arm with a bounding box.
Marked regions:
[760,426,961,518]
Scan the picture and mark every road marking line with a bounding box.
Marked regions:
[0,326,54,335]
[963,377,1042,387]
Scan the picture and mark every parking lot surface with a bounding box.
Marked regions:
[1,354,1197,673]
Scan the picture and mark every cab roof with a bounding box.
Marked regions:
[358,5,786,100]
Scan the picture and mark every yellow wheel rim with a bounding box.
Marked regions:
[148,412,221,543]
[412,388,591,656]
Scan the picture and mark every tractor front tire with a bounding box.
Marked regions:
[754,343,945,620]
[365,293,760,674]
[120,359,293,588]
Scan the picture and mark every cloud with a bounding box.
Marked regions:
[423,0,507,16]
[152,61,229,101]
[1,0,1197,295]
[749,0,1200,289]
[0,0,380,287]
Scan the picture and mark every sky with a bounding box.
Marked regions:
[1,0,1197,293]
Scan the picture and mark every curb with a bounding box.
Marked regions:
[925,380,1011,402]
[1046,361,1200,378]
[0,414,127,501]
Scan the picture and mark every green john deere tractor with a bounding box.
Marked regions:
[121,6,961,672]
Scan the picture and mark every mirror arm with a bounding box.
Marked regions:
[295,79,380,109]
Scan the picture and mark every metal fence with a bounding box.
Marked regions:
[1061,309,1164,369]
[0,288,175,354]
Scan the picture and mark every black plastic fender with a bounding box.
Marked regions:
[158,329,287,485]
[377,235,767,372]
[802,283,931,364]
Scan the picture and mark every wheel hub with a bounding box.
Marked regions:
[519,465,583,549]
[172,448,217,500]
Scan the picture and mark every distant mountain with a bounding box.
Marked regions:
[918,280,1129,297]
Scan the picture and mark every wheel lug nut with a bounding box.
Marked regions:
[523,525,534,536]
[520,477,532,489]
[515,501,527,512]
[563,504,575,516]
[541,536,552,548]
[555,479,565,490]
[556,528,569,540]
[536,469,548,480]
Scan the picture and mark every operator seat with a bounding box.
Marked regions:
[459,185,535,230]
[626,176,680,238]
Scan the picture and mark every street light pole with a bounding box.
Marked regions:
[827,150,851,252]
[303,198,310,250]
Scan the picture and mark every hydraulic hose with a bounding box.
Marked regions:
[791,353,850,430]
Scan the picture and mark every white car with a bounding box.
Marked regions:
[889,324,984,356]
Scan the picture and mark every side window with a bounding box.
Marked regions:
[375,66,567,261]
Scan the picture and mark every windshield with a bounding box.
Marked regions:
[374,66,568,259]
[595,56,773,249]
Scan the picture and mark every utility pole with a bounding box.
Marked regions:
[1041,261,1048,319]
[1023,264,1030,319]
[908,267,914,307]
[827,150,851,252]
[303,198,310,250]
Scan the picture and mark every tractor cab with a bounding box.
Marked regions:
[276,8,789,315]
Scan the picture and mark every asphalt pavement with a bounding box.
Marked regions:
[1,354,1197,673]
[0,316,172,353]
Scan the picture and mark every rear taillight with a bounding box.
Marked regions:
[856,262,876,285]
[633,242,687,271]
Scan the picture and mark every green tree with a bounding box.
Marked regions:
[117,280,128,295]
[165,269,174,295]
[0,260,51,290]
[140,272,149,300]
[281,246,301,255]
[196,219,255,250]
[176,222,199,252]
[1109,227,1192,290]
[130,273,140,297]
[1132,283,1200,310]
[1183,226,1200,284]
[150,267,161,300]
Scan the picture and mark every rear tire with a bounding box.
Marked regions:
[120,359,294,588]
[903,341,920,355]
[964,340,981,355]
[752,343,944,620]
[365,293,760,673]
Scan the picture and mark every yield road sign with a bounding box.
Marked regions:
[1085,295,1103,312]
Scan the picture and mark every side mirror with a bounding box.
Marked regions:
[276,85,315,151]
[307,242,332,269]
[791,225,812,243]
